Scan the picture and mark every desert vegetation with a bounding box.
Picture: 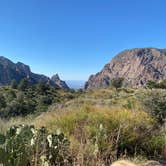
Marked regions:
[147,80,166,89]
[0,80,165,165]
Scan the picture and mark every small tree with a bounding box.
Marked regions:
[147,80,157,89]
[111,77,124,90]
[0,94,6,109]
[139,90,166,124]
[18,78,29,91]
[11,79,17,89]
[158,79,166,89]
[36,81,49,94]
[5,90,16,102]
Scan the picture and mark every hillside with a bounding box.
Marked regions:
[0,83,76,119]
[0,56,69,90]
[85,48,166,89]
[0,87,165,165]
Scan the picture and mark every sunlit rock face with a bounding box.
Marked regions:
[85,48,166,89]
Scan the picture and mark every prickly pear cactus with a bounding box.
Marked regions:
[0,125,71,166]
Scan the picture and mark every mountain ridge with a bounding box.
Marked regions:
[85,48,166,89]
[0,56,69,90]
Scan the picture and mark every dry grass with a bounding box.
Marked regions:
[34,104,158,165]
[0,115,34,134]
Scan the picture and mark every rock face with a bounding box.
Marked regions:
[51,74,69,90]
[0,56,69,90]
[85,48,166,89]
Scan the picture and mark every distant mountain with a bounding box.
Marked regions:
[65,80,85,89]
[0,56,69,90]
[85,48,166,89]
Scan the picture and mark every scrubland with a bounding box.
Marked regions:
[0,87,165,165]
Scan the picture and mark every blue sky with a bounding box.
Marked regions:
[0,0,165,80]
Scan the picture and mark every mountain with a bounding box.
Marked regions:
[51,74,70,90]
[85,48,166,89]
[0,56,69,90]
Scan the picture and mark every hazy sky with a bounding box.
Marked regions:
[0,0,165,80]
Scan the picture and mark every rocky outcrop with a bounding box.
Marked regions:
[51,74,69,90]
[85,48,166,89]
[0,56,69,90]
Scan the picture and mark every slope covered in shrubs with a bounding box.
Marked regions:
[0,86,165,165]
[0,80,76,118]
[34,88,166,165]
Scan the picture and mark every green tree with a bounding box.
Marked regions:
[17,92,25,103]
[111,77,124,90]
[147,80,157,89]
[11,79,17,89]
[5,90,16,102]
[158,79,166,89]
[36,81,49,94]
[39,96,52,105]
[3,99,35,118]
[0,94,6,109]
[139,90,166,124]
[18,78,29,91]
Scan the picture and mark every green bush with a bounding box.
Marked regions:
[11,79,18,89]
[147,80,166,89]
[147,80,157,89]
[0,83,77,118]
[0,94,6,108]
[36,81,50,95]
[18,78,29,91]
[158,79,166,89]
[111,77,124,90]
[5,89,16,102]
[148,135,165,157]
[138,90,166,124]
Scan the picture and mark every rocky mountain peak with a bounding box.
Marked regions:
[0,56,15,67]
[0,56,70,90]
[51,74,69,90]
[51,74,60,81]
[16,62,31,75]
[85,48,166,89]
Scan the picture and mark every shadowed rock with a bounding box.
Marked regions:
[0,56,69,90]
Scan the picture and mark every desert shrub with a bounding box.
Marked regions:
[18,78,29,91]
[147,79,166,89]
[147,135,165,157]
[0,93,6,108]
[147,80,157,89]
[5,89,16,102]
[158,79,166,89]
[0,91,36,118]
[36,81,50,95]
[11,79,18,89]
[0,125,71,166]
[35,106,161,164]
[0,84,77,119]
[138,90,166,124]
[39,95,53,105]
[111,77,124,90]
